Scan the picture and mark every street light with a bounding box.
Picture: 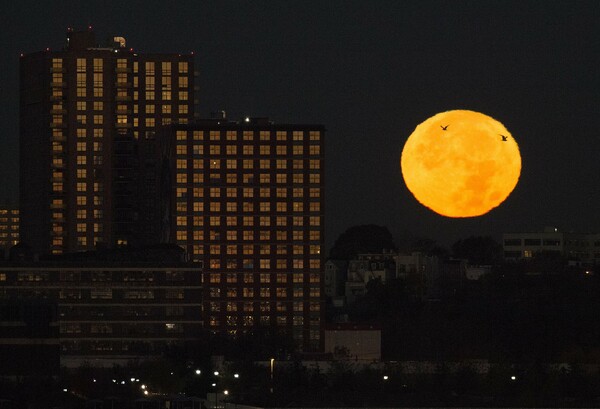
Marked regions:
[269,358,276,395]
[214,371,219,376]
[195,369,201,375]
[233,373,239,379]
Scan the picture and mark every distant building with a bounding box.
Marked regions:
[324,323,381,361]
[19,28,195,255]
[324,259,347,298]
[345,252,395,304]
[154,117,325,352]
[0,206,19,256]
[0,246,202,367]
[503,227,600,265]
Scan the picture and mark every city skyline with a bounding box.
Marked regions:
[1,1,599,251]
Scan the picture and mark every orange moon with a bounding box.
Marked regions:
[401,110,521,217]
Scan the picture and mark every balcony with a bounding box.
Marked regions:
[50,203,65,210]
[115,122,132,129]
[50,122,67,128]
[115,108,131,115]
[115,95,131,101]
[115,82,132,88]
[50,81,67,88]
[50,95,65,101]
[115,67,132,73]
[50,67,65,73]
[50,109,67,114]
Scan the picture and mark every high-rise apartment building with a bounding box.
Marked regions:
[20,29,195,255]
[157,118,325,351]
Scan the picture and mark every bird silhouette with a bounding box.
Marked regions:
[500,134,508,141]
[440,125,449,131]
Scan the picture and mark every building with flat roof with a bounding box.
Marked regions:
[0,246,203,367]
[156,117,325,351]
[19,28,195,255]
[503,227,600,265]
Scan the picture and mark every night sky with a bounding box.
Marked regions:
[1,1,599,251]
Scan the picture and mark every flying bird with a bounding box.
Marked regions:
[440,125,449,130]
[500,134,508,141]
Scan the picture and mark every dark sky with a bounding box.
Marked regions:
[1,0,599,251]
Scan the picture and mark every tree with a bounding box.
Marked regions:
[329,224,396,260]
[451,235,502,264]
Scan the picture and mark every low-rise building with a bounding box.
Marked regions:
[0,245,203,367]
[503,227,600,265]
[324,260,347,298]
[324,323,381,361]
[345,252,395,304]
[0,297,60,376]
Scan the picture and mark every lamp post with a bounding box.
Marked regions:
[270,358,275,394]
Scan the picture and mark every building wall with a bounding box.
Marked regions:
[158,121,325,351]
[324,325,381,361]
[0,264,202,365]
[0,297,60,376]
[0,207,19,255]
[503,230,600,265]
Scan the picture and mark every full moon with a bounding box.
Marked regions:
[401,110,521,217]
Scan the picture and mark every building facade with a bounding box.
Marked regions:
[157,118,325,351]
[0,297,60,376]
[503,227,600,265]
[20,29,195,255]
[0,247,203,367]
[0,206,19,255]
